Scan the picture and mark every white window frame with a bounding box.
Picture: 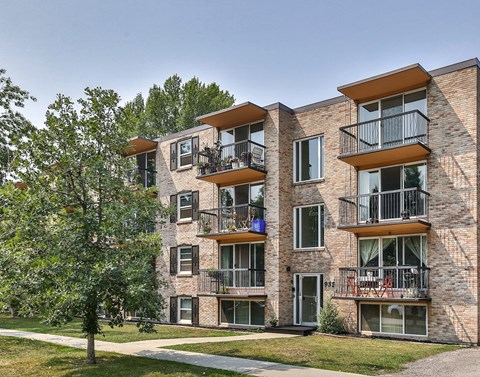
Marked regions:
[177,246,193,275]
[178,139,193,169]
[359,303,428,337]
[219,242,265,288]
[178,297,192,324]
[178,192,192,221]
[219,299,265,327]
[293,135,325,183]
[293,204,324,250]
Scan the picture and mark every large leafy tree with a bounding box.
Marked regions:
[125,75,235,138]
[0,68,36,184]
[0,87,168,364]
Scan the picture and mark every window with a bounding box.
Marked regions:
[294,204,325,249]
[220,243,265,287]
[178,192,192,221]
[178,297,192,323]
[220,300,265,326]
[220,122,264,146]
[178,247,192,274]
[178,139,192,168]
[130,151,156,188]
[360,304,427,336]
[294,136,324,182]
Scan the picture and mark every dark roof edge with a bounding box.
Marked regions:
[195,101,266,122]
[429,58,480,77]
[293,95,347,113]
[263,102,294,114]
[128,136,157,144]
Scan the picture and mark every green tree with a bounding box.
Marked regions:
[125,75,235,138]
[0,68,36,184]
[0,87,168,364]
[318,295,344,334]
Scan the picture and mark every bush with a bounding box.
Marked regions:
[318,296,344,334]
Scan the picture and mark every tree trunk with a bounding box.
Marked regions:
[86,332,96,364]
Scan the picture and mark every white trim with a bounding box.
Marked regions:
[293,273,323,326]
[178,246,193,274]
[177,139,193,169]
[178,297,192,324]
[178,192,193,221]
[293,135,325,183]
[293,204,325,250]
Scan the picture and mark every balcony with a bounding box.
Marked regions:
[333,266,430,302]
[196,140,266,186]
[198,269,266,297]
[197,204,267,242]
[338,188,430,236]
[338,110,430,169]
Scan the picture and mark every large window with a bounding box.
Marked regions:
[220,122,264,146]
[220,300,265,326]
[178,192,192,221]
[220,243,265,287]
[178,297,192,324]
[130,151,156,188]
[361,304,427,336]
[178,139,193,168]
[178,247,192,274]
[294,204,325,249]
[294,136,324,182]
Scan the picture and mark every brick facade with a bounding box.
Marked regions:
[145,59,480,344]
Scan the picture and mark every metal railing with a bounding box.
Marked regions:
[197,204,266,235]
[339,188,429,226]
[334,266,429,299]
[198,269,265,295]
[198,140,266,174]
[339,110,429,156]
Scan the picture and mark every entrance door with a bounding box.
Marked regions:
[294,274,323,326]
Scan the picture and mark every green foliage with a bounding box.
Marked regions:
[317,296,344,334]
[0,87,168,362]
[124,75,235,138]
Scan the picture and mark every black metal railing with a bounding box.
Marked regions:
[197,204,266,235]
[339,110,429,156]
[127,168,156,188]
[339,188,429,226]
[334,266,429,299]
[197,140,266,175]
[198,269,265,295]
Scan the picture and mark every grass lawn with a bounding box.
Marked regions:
[0,314,241,343]
[167,334,459,375]
[0,336,244,377]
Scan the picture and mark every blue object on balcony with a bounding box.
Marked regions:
[251,219,266,233]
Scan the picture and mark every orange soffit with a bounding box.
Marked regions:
[125,138,157,157]
[196,102,267,130]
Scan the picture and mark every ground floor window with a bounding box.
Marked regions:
[220,300,265,326]
[178,297,192,324]
[360,303,427,336]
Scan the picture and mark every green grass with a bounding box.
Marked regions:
[167,334,459,375]
[0,314,241,343]
[0,336,244,377]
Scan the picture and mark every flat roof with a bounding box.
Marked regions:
[196,102,267,130]
[338,63,432,103]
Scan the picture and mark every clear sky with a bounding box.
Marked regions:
[1,0,479,128]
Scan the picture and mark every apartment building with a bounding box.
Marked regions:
[125,57,480,344]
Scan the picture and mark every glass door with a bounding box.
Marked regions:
[359,170,379,222]
[381,95,403,147]
[294,274,323,326]
[380,166,402,220]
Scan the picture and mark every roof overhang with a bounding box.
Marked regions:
[125,137,158,157]
[196,102,267,130]
[338,64,432,103]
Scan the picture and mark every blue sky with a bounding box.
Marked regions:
[1,0,479,128]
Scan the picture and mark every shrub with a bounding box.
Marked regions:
[318,296,344,334]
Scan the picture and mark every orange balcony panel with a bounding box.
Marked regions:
[339,142,431,169]
[196,102,266,130]
[338,64,431,103]
[125,137,157,157]
[197,231,267,243]
[338,219,431,237]
[197,167,266,186]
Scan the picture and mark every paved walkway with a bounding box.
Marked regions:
[0,328,365,377]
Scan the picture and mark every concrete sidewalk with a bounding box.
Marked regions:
[0,328,366,377]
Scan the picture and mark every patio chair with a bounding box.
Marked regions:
[379,275,394,298]
[251,146,264,168]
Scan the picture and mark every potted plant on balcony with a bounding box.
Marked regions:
[201,141,223,173]
[241,151,251,167]
[230,157,239,169]
[223,157,232,170]
[197,161,207,176]
[199,217,212,234]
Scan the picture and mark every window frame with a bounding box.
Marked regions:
[178,246,193,275]
[178,192,193,221]
[129,149,157,188]
[360,303,428,337]
[293,204,325,250]
[178,297,192,324]
[293,135,325,183]
[219,299,265,327]
[177,138,193,169]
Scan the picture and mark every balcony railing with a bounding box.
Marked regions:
[334,266,429,300]
[339,110,429,156]
[339,188,429,226]
[197,140,266,175]
[198,204,266,236]
[198,269,265,295]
